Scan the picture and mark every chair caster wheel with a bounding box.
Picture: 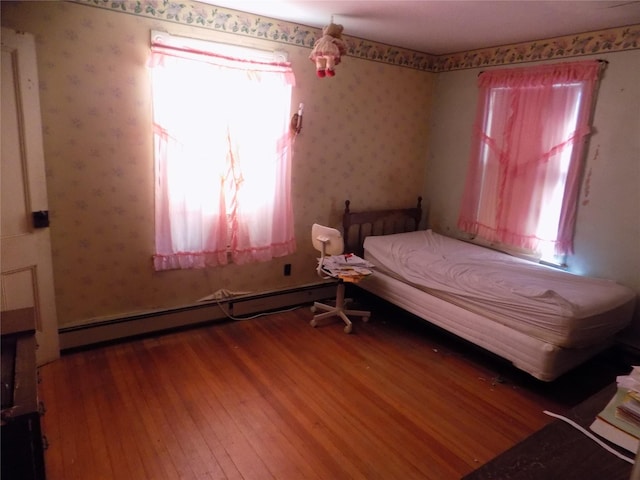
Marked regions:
[310,305,316,313]
[363,315,370,323]
[310,319,317,328]
[344,324,352,334]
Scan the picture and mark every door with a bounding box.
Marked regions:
[1,27,60,365]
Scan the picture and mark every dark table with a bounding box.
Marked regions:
[1,307,46,480]
[463,383,634,480]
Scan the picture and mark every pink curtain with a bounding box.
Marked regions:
[458,61,602,256]
[149,44,296,271]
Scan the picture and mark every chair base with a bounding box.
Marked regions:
[310,282,370,333]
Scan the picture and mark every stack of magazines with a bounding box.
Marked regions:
[590,366,640,453]
[319,254,374,282]
[617,389,640,430]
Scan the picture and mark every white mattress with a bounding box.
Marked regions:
[364,230,636,349]
[358,271,610,381]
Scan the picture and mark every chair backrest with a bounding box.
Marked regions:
[311,224,344,256]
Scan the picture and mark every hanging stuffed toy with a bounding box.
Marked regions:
[309,23,346,78]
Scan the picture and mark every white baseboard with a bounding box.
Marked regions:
[59,282,336,350]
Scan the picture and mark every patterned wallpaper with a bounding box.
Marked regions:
[2,0,637,327]
[76,0,640,71]
[1,1,434,326]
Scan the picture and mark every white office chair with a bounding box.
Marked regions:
[310,223,370,333]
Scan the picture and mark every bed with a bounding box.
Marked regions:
[342,198,637,381]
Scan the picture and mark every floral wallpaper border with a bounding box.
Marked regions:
[75,0,639,72]
[436,25,640,72]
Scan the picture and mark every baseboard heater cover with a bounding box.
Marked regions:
[59,282,337,350]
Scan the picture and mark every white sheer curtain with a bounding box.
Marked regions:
[149,40,296,271]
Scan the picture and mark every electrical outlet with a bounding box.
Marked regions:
[284,263,292,276]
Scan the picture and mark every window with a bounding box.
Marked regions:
[148,32,297,271]
[457,61,603,262]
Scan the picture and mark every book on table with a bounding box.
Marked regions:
[616,391,640,429]
[590,384,640,454]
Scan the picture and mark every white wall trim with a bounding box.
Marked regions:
[59,282,336,350]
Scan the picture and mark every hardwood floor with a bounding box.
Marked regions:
[40,299,629,479]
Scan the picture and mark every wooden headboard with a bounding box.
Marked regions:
[343,197,423,256]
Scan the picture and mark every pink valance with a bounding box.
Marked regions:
[149,44,296,86]
[478,61,602,87]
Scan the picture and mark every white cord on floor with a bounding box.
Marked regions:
[198,286,304,322]
[213,297,302,322]
[543,410,635,464]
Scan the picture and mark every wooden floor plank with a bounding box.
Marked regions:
[202,338,319,479]
[181,329,280,479]
[244,318,449,478]
[73,352,116,480]
[273,317,474,478]
[130,340,223,479]
[40,302,628,479]
[84,347,149,479]
[212,321,378,478]
[147,335,274,479]
[111,342,188,479]
[39,360,65,480]
[278,316,491,474]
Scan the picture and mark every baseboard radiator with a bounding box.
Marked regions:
[59,282,336,351]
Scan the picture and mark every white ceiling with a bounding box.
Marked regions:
[205,0,640,54]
